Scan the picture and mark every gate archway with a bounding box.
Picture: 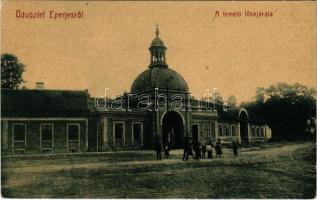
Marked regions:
[239,110,249,144]
[161,111,184,148]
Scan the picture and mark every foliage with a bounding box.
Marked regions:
[227,95,237,107]
[241,82,316,141]
[211,90,224,105]
[1,54,25,89]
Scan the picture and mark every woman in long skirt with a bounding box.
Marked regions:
[206,140,213,159]
[215,139,222,158]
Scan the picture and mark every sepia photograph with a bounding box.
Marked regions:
[1,0,316,198]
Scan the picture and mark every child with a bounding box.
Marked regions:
[164,143,170,158]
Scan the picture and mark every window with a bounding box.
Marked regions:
[115,123,123,139]
[251,126,255,136]
[41,124,53,140]
[13,123,26,153]
[133,124,140,140]
[67,124,80,152]
[68,124,79,140]
[204,124,211,139]
[260,127,264,137]
[113,122,125,147]
[225,125,230,136]
[13,124,26,141]
[40,124,53,151]
[132,122,143,146]
[231,125,236,136]
[218,124,223,136]
[256,127,260,137]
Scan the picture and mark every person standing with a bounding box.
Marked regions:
[232,141,239,157]
[164,142,170,158]
[155,137,162,160]
[193,142,200,160]
[206,140,213,159]
[198,142,202,159]
[215,139,222,158]
[202,143,206,159]
[183,137,189,161]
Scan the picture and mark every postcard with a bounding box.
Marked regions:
[1,0,316,198]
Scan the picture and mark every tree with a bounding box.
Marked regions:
[227,95,237,107]
[211,90,224,105]
[244,82,316,141]
[255,87,265,103]
[1,54,25,89]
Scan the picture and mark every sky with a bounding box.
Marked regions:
[1,1,316,103]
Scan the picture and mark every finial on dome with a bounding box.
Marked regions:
[155,23,159,37]
[149,24,167,68]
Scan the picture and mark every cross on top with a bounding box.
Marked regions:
[155,23,159,37]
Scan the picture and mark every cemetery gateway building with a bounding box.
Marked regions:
[1,28,271,155]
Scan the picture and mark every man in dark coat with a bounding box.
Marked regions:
[183,137,190,161]
[193,142,200,160]
[154,137,162,160]
[201,143,206,159]
[232,141,239,157]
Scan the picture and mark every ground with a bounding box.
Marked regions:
[1,142,316,198]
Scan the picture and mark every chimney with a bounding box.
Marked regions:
[36,82,44,90]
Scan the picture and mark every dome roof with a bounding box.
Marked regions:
[131,67,189,93]
[151,37,165,47]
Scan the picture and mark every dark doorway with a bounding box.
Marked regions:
[192,124,199,145]
[239,111,249,143]
[162,111,184,149]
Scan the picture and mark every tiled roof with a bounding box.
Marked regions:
[217,107,266,123]
[1,89,89,115]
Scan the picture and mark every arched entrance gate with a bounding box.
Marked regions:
[239,110,249,144]
[161,111,184,149]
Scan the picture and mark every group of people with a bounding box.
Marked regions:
[154,136,240,161]
[183,139,224,161]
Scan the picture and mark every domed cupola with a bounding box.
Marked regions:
[149,25,167,68]
[131,26,189,94]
